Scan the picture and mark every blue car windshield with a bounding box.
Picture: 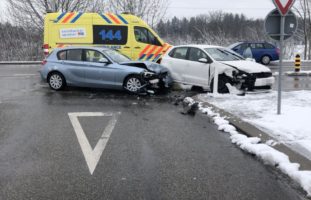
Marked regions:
[103,49,131,63]
[204,48,243,61]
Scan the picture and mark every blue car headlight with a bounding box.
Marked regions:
[143,71,155,78]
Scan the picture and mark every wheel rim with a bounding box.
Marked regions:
[262,56,270,64]
[126,77,142,92]
[49,74,63,89]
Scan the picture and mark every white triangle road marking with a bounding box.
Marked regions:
[68,112,121,175]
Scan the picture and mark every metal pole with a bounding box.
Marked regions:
[277,16,285,115]
[213,66,219,95]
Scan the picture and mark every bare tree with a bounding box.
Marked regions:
[107,0,170,27]
[6,0,107,31]
[294,0,311,59]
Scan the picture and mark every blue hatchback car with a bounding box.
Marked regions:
[229,42,279,65]
[40,47,172,93]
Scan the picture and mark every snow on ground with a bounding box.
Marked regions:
[195,98,311,196]
[198,91,311,158]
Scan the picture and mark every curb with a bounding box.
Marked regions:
[194,95,311,171]
[0,61,41,65]
[285,72,311,76]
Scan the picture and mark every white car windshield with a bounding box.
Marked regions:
[204,48,243,61]
[103,49,131,63]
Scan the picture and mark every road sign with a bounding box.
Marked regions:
[273,0,295,16]
[265,9,298,41]
[266,0,296,115]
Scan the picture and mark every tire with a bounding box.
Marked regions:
[210,75,231,94]
[261,55,271,65]
[124,75,144,93]
[48,72,66,90]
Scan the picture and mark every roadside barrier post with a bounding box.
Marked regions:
[213,67,219,95]
[295,54,301,72]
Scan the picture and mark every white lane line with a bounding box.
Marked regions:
[14,74,38,76]
[68,112,120,175]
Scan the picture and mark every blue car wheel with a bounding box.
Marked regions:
[48,72,66,90]
[261,55,271,65]
[124,75,144,93]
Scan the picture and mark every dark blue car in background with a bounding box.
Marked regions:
[229,42,280,65]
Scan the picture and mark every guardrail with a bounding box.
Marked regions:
[0,61,41,65]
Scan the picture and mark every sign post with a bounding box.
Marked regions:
[278,15,285,115]
[266,0,296,115]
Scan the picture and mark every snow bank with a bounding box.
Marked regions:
[199,91,311,155]
[196,100,311,196]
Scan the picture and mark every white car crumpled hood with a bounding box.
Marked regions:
[221,61,271,73]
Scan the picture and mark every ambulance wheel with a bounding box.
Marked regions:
[48,72,66,90]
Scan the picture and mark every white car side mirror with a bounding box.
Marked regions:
[198,58,208,63]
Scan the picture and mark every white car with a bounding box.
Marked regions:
[161,45,275,93]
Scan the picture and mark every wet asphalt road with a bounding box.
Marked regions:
[0,65,309,200]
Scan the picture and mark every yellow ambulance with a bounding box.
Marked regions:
[43,12,171,62]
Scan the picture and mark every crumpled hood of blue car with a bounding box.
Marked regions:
[120,61,169,74]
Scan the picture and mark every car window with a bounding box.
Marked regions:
[67,49,83,61]
[240,43,248,50]
[251,43,265,49]
[264,43,275,49]
[93,25,128,45]
[228,43,241,49]
[256,43,265,49]
[170,47,188,60]
[204,48,242,61]
[103,49,131,63]
[85,50,105,62]
[232,43,248,51]
[189,48,208,62]
[134,27,161,46]
[233,44,242,51]
[57,50,67,60]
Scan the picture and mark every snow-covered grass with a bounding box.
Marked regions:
[196,100,311,196]
[198,91,311,156]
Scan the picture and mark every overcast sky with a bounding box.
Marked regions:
[0,0,289,20]
[167,0,276,19]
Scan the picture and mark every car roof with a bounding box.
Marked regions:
[54,46,111,52]
[172,44,225,49]
[239,41,272,44]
